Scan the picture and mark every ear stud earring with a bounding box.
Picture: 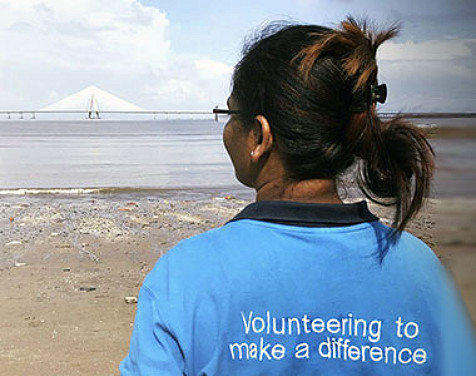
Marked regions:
[250,151,254,156]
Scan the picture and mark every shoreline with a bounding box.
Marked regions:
[0,193,475,375]
[425,126,476,139]
[1,185,476,200]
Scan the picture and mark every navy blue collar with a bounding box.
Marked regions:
[230,200,378,227]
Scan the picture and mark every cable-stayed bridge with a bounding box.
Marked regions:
[0,86,474,120]
[0,86,213,120]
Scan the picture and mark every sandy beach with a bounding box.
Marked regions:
[0,191,474,375]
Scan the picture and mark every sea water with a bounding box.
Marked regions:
[0,119,237,190]
[0,118,474,197]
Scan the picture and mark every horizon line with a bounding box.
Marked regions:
[0,110,475,118]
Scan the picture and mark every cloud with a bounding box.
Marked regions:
[0,0,232,110]
[195,59,234,76]
[379,38,476,61]
[377,38,476,112]
[0,0,170,68]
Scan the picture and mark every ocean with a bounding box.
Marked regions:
[0,118,475,197]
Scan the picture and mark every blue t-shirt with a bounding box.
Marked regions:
[120,201,476,375]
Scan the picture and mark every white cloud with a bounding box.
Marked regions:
[195,59,234,76]
[379,38,475,61]
[376,38,476,112]
[0,0,232,110]
[0,0,170,69]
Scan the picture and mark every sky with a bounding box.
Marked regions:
[0,0,474,112]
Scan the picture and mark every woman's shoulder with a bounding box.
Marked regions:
[389,230,440,266]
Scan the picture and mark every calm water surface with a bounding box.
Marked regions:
[0,120,238,190]
[0,119,474,197]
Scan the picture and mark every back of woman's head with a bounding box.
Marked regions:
[232,17,435,232]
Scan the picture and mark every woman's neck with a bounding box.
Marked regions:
[255,177,342,204]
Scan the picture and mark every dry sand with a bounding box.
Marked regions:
[0,193,474,375]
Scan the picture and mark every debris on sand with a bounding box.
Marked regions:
[124,296,138,304]
[79,286,97,292]
[6,240,22,246]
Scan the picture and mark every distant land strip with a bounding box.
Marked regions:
[0,110,211,115]
[0,110,475,118]
[381,113,476,119]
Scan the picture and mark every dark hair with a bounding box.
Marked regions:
[232,17,435,232]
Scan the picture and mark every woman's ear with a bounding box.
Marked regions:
[250,115,273,163]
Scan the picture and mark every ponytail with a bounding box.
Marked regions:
[296,16,435,231]
[353,111,435,232]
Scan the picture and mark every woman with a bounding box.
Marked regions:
[120,18,475,375]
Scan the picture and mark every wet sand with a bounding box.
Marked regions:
[0,193,475,375]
